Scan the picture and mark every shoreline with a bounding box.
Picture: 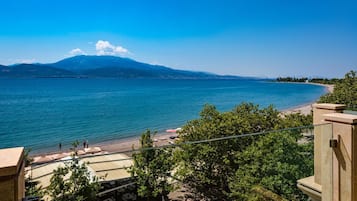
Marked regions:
[306,82,334,93]
[31,132,179,163]
[31,82,333,163]
[281,83,334,115]
[92,132,178,153]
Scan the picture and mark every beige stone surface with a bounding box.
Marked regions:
[324,113,357,124]
[320,124,333,201]
[298,176,322,192]
[297,176,322,201]
[312,104,345,125]
[312,104,345,186]
[313,103,346,110]
[0,178,15,201]
[323,113,357,201]
[0,147,24,201]
[301,107,357,201]
[314,125,322,185]
[17,160,25,201]
[0,147,24,177]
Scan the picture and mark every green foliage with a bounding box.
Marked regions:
[25,148,45,199]
[309,78,340,85]
[250,186,288,201]
[318,70,357,110]
[46,141,101,201]
[25,179,44,198]
[279,113,312,129]
[229,132,313,201]
[129,130,173,201]
[24,148,34,167]
[176,103,280,200]
[175,103,313,200]
[278,70,357,110]
[277,77,308,82]
[276,77,340,84]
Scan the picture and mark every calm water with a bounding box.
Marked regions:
[0,78,326,152]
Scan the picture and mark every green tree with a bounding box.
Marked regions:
[25,179,44,199]
[24,148,33,167]
[175,103,313,200]
[229,131,313,201]
[46,141,101,201]
[25,148,44,199]
[129,130,173,201]
[318,70,357,110]
[175,103,282,200]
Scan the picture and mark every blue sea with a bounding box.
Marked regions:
[0,78,326,153]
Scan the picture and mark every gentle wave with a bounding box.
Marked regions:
[0,78,326,153]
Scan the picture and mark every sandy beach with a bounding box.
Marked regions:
[93,132,178,153]
[281,83,334,115]
[31,83,334,163]
[31,132,178,163]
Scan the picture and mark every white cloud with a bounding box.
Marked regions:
[69,48,85,56]
[95,40,129,56]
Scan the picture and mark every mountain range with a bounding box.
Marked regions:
[0,55,241,79]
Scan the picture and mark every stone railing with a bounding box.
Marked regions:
[298,103,357,201]
[0,147,25,201]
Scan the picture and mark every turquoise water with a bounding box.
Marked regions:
[0,78,326,152]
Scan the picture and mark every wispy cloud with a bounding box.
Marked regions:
[69,48,86,56]
[95,40,129,56]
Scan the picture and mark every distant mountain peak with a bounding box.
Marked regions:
[0,55,244,79]
[52,55,143,71]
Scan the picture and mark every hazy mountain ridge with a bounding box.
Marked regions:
[0,64,77,78]
[0,55,242,79]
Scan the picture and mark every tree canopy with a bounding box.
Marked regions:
[276,76,341,84]
[318,70,357,110]
[230,131,313,201]
[46,141,101,201]
[129,130,174,201]
[174,103,313,200]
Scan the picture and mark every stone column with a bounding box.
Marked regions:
[324,113,357,201]
[0,147,25,201]
[313,103,345,185]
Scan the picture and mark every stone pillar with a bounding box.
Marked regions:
[313,104,345,185]
[324,113,357,201]
[0,147,25,201]
[298,104,357,201]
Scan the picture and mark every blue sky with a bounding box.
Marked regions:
[0,0,356,78]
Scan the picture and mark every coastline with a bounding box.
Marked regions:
[281,83,334,115]
[92,132,178,153]
[31,82,333,163]
[31,132,178,163]
[306,82,334,94]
